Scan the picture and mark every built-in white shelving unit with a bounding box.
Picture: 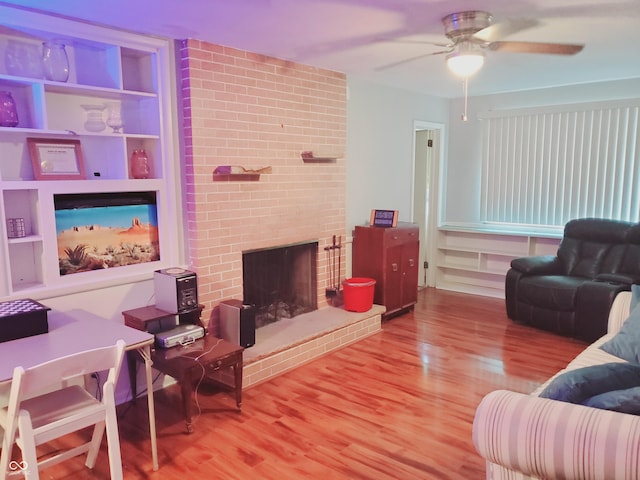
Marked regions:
[435,225,562,298]
[0,6,180,300]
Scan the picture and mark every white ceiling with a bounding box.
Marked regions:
[3,0,640,98]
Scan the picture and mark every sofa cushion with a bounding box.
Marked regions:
[563,217,632,243]
[600,292,640,363]
[539,362,640,405]
[620,244,640,276]
[518,275,585,311]
[558,220,628,277]
[599,244,628,274]
[570,241,611,277]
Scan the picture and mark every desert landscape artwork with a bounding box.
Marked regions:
[55,197,160,276]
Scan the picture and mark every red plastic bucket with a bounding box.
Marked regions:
[342,277,376,312]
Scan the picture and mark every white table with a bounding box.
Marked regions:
[0,309,159,471]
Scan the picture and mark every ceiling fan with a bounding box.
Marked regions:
[381,10,584,77]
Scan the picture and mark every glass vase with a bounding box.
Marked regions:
[105,103,123,133]
[42,40,69,82]
[0,91,19,127]
[5,40,43,78]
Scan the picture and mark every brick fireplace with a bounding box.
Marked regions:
[243,241,318,328]
[178,40,347,329]
[176,41,381,388]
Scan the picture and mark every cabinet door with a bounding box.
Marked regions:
[402,241,420,307]
[352,227,384,302]
[384,244,404,313]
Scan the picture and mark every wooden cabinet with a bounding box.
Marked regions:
[352,222,419,318]
[0,5,180,300]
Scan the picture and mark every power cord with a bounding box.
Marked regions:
[146,291,155,306]
[170,337,224,428]
[117,362,163,420]
[193,337,222,362]
[119,339,229,428]
[91,372,102,401]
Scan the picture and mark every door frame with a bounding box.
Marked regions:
[411,120,445,288]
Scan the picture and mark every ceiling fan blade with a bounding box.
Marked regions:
[384,39,453,48]
[376,49,452,71]
[473,18,539,42]
[489,41,584,55]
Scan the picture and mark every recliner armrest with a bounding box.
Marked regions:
[510,255,561,275]
[595,273,640,285]
[575,281,631,342]
[473,390,640,480]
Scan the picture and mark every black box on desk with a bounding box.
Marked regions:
[0,299,49,343]
[219,299,255,348]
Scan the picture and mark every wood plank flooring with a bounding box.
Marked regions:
[24,288,587,479]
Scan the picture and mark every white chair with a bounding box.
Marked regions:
[0,339,126,479]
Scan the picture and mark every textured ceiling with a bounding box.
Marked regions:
[3,0,640,98]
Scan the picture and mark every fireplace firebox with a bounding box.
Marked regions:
[242,241,318,328]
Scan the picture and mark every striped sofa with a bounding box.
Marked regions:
[473,291,640,480]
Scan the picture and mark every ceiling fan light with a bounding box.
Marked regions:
[446,51,485,77]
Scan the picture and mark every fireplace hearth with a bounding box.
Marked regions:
[242,241,318,328]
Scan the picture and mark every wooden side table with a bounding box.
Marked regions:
[122,305,244,433]
[151,335,243,433]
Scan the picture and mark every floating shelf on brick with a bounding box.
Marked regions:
[301,151,337,163]
[212,165,271,181]
[212,173,260,181]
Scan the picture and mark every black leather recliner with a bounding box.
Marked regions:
[505,218,640,343]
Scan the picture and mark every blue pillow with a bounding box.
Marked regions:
[539,362,640,404]
[584,386,640,414]
[632,284,640,311]
[600,302,640,363]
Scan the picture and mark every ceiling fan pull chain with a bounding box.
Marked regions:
[462,77,469,122]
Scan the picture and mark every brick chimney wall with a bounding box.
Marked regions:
[179,39,347,326]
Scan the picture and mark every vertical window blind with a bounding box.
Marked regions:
[480,101,640,228]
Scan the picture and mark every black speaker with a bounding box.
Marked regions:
[219,299,255,348]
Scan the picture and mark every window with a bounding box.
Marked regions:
[480,100,640,228]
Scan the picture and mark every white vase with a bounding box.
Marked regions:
[81,104,106,132]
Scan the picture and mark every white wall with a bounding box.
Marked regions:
[443,78,640,225]
[41,280,155,323]
[345,77,449,234]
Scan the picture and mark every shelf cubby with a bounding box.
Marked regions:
[436,226,561,298]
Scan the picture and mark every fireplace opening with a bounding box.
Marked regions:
[242,241,318,328]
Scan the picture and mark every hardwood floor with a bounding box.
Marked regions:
[29,288,587,479]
